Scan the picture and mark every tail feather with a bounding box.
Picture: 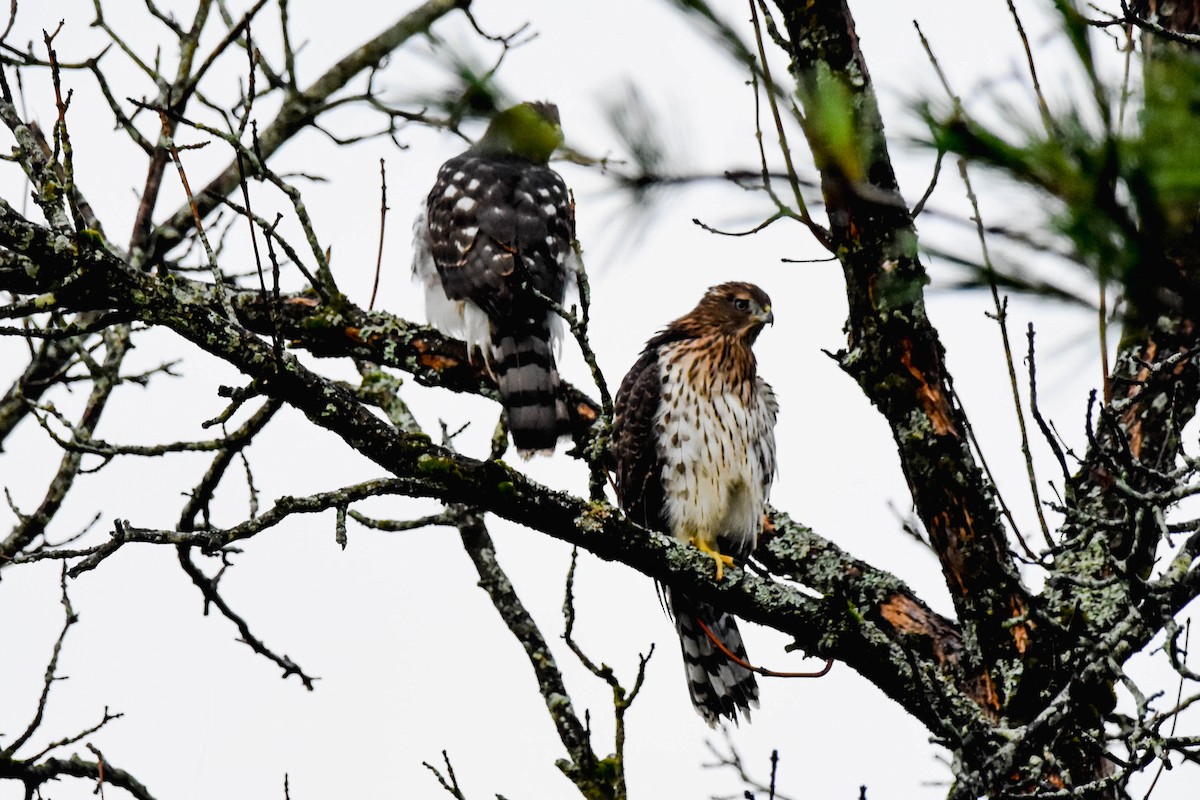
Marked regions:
[669,590,759,727]
[490,322,568,457]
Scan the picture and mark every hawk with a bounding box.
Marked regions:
[611,282,778,726]
[413,101,578,456]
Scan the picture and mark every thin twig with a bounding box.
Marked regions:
[0,566,78,759]
[1027,324,1070,483]
[158,109,236,319]
[562,548,653,800]
[910,146,944,218]
[959,159,1053,550]
[178,546,319,689]
[369,157,388,310]
[704,729,797,800]
[1143,620,1191,799]
[423,750,467,800]
[748,0,830,248]
[1006,0,1055,135]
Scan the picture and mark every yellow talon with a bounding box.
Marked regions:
[691,537,735,581]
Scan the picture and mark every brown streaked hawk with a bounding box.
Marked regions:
[611,282,778,726]
[412,102,577,456]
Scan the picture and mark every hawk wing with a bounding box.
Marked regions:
[425,153,573,320]
[611,339,674,534]
[754,376,779,501]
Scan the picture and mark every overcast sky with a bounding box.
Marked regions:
[2,1,1194,799]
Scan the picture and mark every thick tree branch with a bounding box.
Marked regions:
[0,753,157,800]
[0,258,601,443]
[769,0,1031,715]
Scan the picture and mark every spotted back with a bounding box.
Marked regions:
[425,152,573,319]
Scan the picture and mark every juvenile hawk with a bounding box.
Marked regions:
[611,282,778,726]
[413,102,577,456]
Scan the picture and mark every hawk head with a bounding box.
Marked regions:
[688,282,774,343]
[472,101,563,164]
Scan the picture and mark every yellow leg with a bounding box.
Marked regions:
[691,537,735,581]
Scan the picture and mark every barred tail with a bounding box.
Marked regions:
[669,590,759,727]
[490,321,569,457]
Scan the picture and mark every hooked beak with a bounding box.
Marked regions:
[756,305,774,326]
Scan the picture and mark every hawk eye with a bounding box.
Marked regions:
[733,297,751,311]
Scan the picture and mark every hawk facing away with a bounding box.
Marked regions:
[611,282,778,726]
[413,102,578,456]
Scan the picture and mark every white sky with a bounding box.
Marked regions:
[1,1,1195,799]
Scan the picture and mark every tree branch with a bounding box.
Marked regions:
[769,0,1030,716]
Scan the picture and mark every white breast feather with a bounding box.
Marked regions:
[655,349,777,556]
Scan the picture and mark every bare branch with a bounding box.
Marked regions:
[0,566,78,758]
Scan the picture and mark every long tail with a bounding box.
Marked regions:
[490,320,569,457]
[669,590,759,727]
